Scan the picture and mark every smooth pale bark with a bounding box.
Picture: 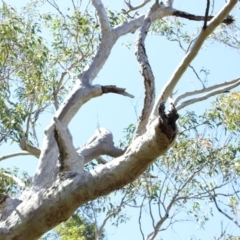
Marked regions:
[174,77,240,106]
[0,116,177,240]
[151,0,238,119]
[32,2,170,190]
[77,128,124,164]
[176,79,240,110]
[33,85,103,188]
[0,1,238,239]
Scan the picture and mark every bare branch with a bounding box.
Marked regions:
[115,5,173,38]
[176,78,240,110]
[92,0,111,33]
[174,10,234,25]
[33,85,103,188]
[138,197,146,240]
[189,65,206,88]
[25,100,34,137]
[0,152,31,162]
[134,2,161,135]
[203,0,210,29]
[174,77,240,106]
[102,85,134,98]
[211,193,240,228]
[148,197,156,229]
[123,0,151,14]
[53,2,221,127]
[147,190,176,240]
[19,138,40,158]
[77,128,124,164]
[54,117,83,172]
[31,123,40,148]
[97,193,127,237]
[151,0,238,120]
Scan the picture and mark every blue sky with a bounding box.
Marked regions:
[0,0,240,239]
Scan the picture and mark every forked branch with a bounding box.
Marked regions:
[175,77,240,110]
[151,0,238,120]
[174,77,240,105]
[123,0,151,14]
[77,128,124,164]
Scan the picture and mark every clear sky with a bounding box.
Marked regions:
[0,0,240,239]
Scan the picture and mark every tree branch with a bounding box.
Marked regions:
[134,2,160,135]
[150,0,238,120]
[19,138,40,158]
[174,77,240,106]
[102,85,134,98]
[54,117,83,172]
[1,103,179,239]
[32,85,102,188]
[138,197,146,240]
[1,100,40,158]
[1,173,26,190]
[176,78,240,110]
[203,0,210,29]
[77,128,124,164]
[115,5,173,38]
[33,83,132,186]
[0,152,31,162]
[7,1,237,237]
[211,193,240,228]
[97,194,125,238]
[123,0,151,13]
[92,0,111,33]
[174,10,234,25]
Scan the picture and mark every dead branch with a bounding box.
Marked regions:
[174,10,234,25]
[102,85,134,98]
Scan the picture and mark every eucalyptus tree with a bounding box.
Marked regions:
[0,0,239,239]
